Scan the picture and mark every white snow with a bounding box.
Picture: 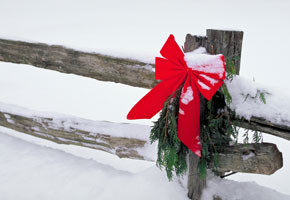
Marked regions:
[0,41,290,200]
[3,113,14,124]
[202,173,290,200]
[184,47,223,90]
[181,86,194,105]
[225,75,290,126]
[0,101,151,141]
[2,62,289,197]
[189,47,207,55]
[195,150,201,157]
[179,108,185,115]
[0,126,154,174]
[184,52,224,78]
[126,64,155,72]
[200,74,219,85]
[1,128,289,200]
[198,80,211,90]
[242,152,255,161]
[1,0,290,198]
[1,0,290,87]
[0,130,186,200]
[0,61,154,126]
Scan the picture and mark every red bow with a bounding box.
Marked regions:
[127,35,225,157]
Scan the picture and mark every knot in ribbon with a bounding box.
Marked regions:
[127,35,225,157]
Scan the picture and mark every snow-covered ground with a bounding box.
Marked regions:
[1,0,290,199]
[1,127,290,200]
[0,129,187,200]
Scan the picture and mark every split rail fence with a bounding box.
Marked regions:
[0,29,288,200]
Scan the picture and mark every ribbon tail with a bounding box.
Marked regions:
[127,73,186,120]
[177,75,201,157]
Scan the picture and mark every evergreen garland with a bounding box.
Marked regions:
[150,86,188,180]
[150,58,264,181]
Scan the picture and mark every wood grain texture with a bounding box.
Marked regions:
[0,38,157,88]
[232,116,290,141]
[206,29,244,74]
[0,111,147,160]
[214,143,283,175]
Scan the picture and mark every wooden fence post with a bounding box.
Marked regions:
[185,29,244,200]
[184,35,207,200]
[206,29,244,75]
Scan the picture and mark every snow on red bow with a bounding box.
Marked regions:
[127,35,225,157]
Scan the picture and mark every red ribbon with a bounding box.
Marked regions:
[127,35,225,157]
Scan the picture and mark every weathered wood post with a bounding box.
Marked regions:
[184,29,244,200]
[206,29,243,75]
[184,35,207,200]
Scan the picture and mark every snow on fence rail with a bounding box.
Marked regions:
[0,102,152,161]
[0,102,282,175]
[0,38,157,89]
[226,76,290,141]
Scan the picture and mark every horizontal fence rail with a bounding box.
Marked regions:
[0,103,282,175]
[0,38,157,88]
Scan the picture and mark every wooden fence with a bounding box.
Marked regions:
[0,29,288,200]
